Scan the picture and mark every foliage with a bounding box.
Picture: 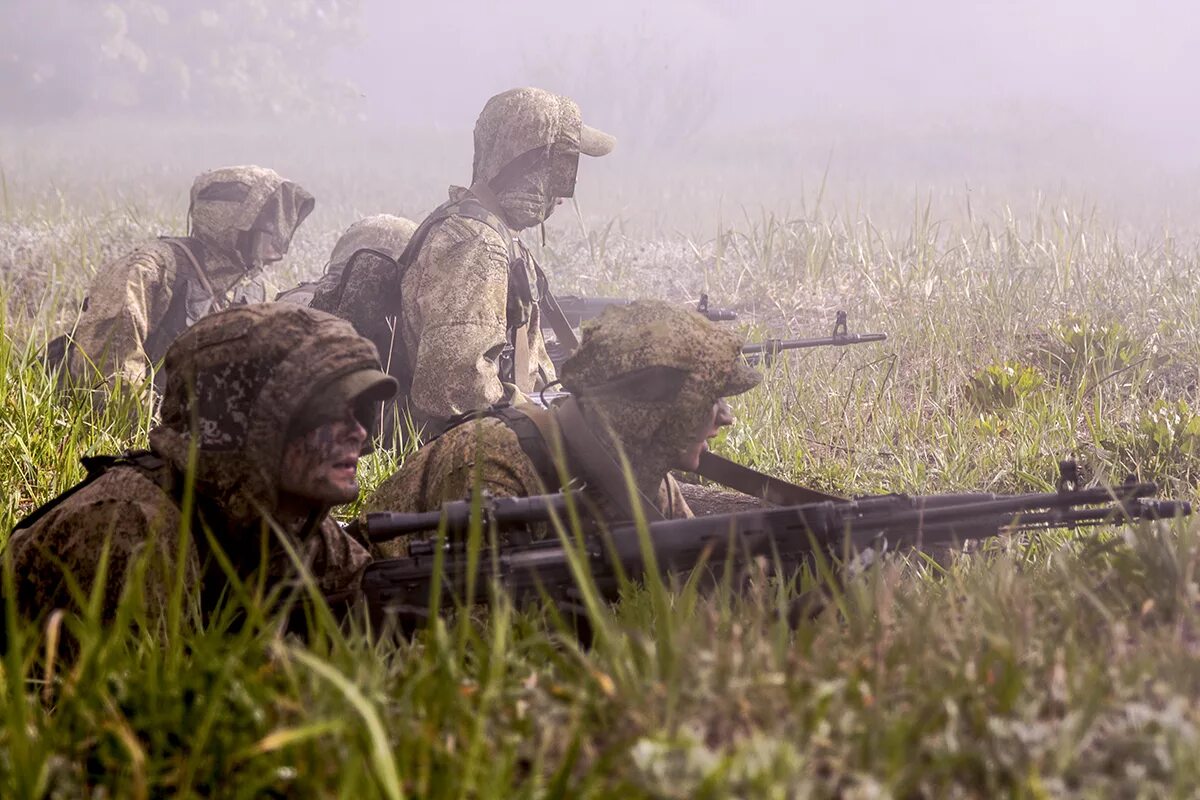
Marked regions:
[5,123,1200,794]
[0,0,363,122]
[964,361,1046,413]
[1102,399,1200,491]
[1041,314,1148,386]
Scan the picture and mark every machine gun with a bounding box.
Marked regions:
[360,462,1190,632]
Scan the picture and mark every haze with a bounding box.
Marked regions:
[2,0,1197,231]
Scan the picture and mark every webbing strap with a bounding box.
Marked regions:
[488,405,562,491]
[12,451,168,531]
[162,237,226,312]
[694,451,846,506]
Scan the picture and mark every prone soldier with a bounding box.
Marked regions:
[366,300,762,556]
[279,213,418,307]
[10,303,396,626]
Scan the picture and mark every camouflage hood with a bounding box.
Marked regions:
[560,300,760,491]
[472,88,614,230]
[190,165,315,274]
[149,303,385,526]
[326,214,418,281]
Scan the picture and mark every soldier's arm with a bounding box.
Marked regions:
[407,218,513,426]
[70,248,174,387]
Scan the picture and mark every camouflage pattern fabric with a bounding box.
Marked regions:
[327,214,418,281]
[559,300,762,503]
[473,87,614,229]
[10,303,379,621]
[366,414,691,558]
[398,190,554,428]
[189,165,314,270]
[293,214,418,309]
[66,166,313,387]
[67,239,205,386]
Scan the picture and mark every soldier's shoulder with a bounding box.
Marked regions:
[9,464,181,581]
[15,465,179,540]
[439,414,526,451]
[366,416,533,513]
[91,238,178,279]
[420,212,510,256]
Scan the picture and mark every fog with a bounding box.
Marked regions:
[343,0,1198,158]
[2,0,1198,230]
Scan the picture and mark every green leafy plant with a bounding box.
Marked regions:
[1042,315,1146,385]
[965,361,1046,412]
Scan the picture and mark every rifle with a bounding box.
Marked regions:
[740,310,887,367]
[548,293,737,328]
[360,462,1190,633]
[544,308,884,373]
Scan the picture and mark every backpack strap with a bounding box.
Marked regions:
[143,238,210,364]
[487,405,563,492]
[12,450,170,532]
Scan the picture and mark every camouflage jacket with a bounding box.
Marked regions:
[367,405,692,558]
[7,453,369,623]
[65,237,259,388]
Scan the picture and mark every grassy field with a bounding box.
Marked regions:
[3,122,1200,797]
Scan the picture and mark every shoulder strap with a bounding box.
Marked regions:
[488,405,563,491]
[694,451,846,505]
[396,195,517,272]
[12,450,168,532]
[159,237,224,310]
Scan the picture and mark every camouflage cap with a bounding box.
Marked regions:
[472,87,615,199]
[327,214,419,278]
[190,165,315,271]
[292,367,399,433]
[150,303,385,523]
[560,300,761,400]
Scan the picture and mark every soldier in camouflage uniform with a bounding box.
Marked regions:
[367,300,762,556]
[278,213,418,307]
[59,166,314,389]
[321,88,615,439]
[9,303,396,625]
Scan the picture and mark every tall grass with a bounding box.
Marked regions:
[4,125,1200,795]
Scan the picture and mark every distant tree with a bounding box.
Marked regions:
[0,0,363,121]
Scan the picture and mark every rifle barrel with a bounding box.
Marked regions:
[741,332,889,357]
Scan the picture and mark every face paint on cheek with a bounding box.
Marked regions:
[280,417,364,504]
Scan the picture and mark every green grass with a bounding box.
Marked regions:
[4,124,1200,797]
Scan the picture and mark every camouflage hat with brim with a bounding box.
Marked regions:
[720,359,763,398]
[580,124,616,158]
[295,368,399,431]
[560,300,762,401]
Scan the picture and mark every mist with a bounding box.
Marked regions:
[2,0,1198,232]
[343,1,1199,155]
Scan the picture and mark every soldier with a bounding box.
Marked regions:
[366,300,762,556]
[55,166,314,390]
[277,213,418,307]
[320,87,614,439]
[9,303,396,625]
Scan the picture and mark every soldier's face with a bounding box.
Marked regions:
[278,407,369,506]
[241,229,284,271]
[674,398,735,471]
